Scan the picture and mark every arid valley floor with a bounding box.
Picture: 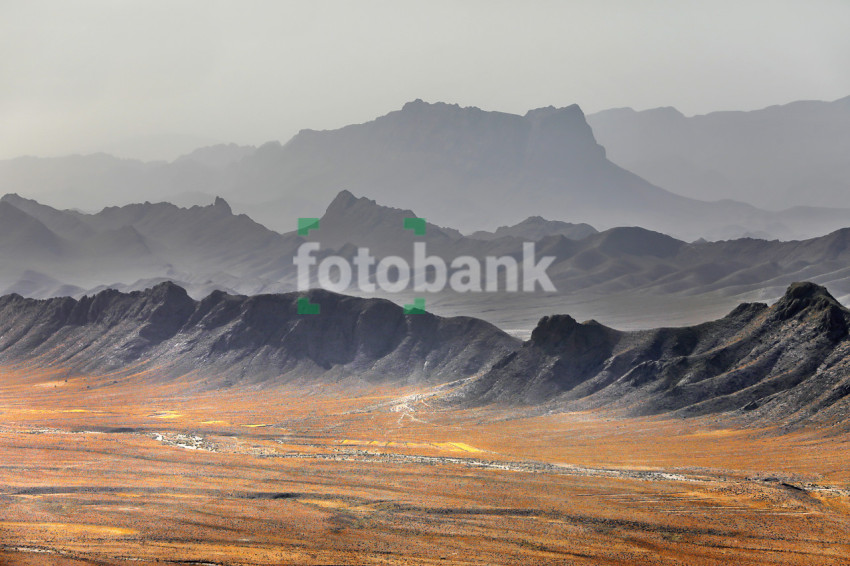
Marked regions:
[0,364,848,565]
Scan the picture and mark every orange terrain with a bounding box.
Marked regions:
[0,364,848,565]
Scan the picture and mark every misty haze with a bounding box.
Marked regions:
[1,2,849,565]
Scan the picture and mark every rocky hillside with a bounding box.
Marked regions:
[458,282,850,426]
[1,280,848,425]
[0,282,518,386]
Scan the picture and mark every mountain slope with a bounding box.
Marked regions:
[588,95,850,210]
[458,282,850,426]
[0,282,519,385]
[4,100,850,241]
[306,190,462,256]
[2,281,849,426]
[230,100,797,240]
[0,200,68,259]
[468,216,597,241]
[7,192,850,334]
[0,153,218,210]
[0,194,305,299]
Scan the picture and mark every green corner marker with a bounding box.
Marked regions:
[404,298,426,315]
[403,217,427,236]
[298,297,321,315]
[298,218,320,236]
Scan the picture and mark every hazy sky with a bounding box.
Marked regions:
[2,0,849,161]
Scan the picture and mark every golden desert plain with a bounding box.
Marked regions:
[0,361,848,565]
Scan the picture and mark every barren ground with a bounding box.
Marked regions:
[0,363,848,565]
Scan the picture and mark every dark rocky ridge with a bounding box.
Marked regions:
[0,282,519,386]
[1,281,849,425]
[458,282,850,426]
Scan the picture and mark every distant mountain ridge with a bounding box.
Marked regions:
[3,99,850,241]
[226,99,841,240]
[468,216,597,241]
[588,95,850,210]
[306,190,463,256]
[5,191,850,333]
[0,192,303,299]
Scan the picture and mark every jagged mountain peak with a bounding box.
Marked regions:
[314,190,461,252]
[212,196,232,214]
[530,314,580,342]
[529,314,617,353]
[325,189,371,213]
[779,281,841,307]
[0,283,518,384]
[770,282,849,337]
[456,281,850,425]
[772,281,845,318]
[139,279,192,300]
[321,190,416,225]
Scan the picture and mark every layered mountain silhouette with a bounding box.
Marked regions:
[468,216,597,242]
[0,282,518,385]
[208,100,850,240]
[3,100,850,240]
[588,95,850,210]
[0,153,219,211]
[0,193,303,299]
[457,282,850,426]
[5,191,850,333]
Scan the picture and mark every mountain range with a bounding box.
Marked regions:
[588,95,850,210]
[0,192,302,299]
[6,190,850,333]
[458,282,850,427]
[1,281,847,426]
[0,282,517,386]
[3,99,850,241]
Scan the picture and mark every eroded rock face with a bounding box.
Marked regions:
[2,280,849,426]
[459,282,850,425]
[769,282,849,340]
[0,283,519,386]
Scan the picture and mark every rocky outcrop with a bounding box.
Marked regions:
[458,282,850,426]
[0,282,519,386]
